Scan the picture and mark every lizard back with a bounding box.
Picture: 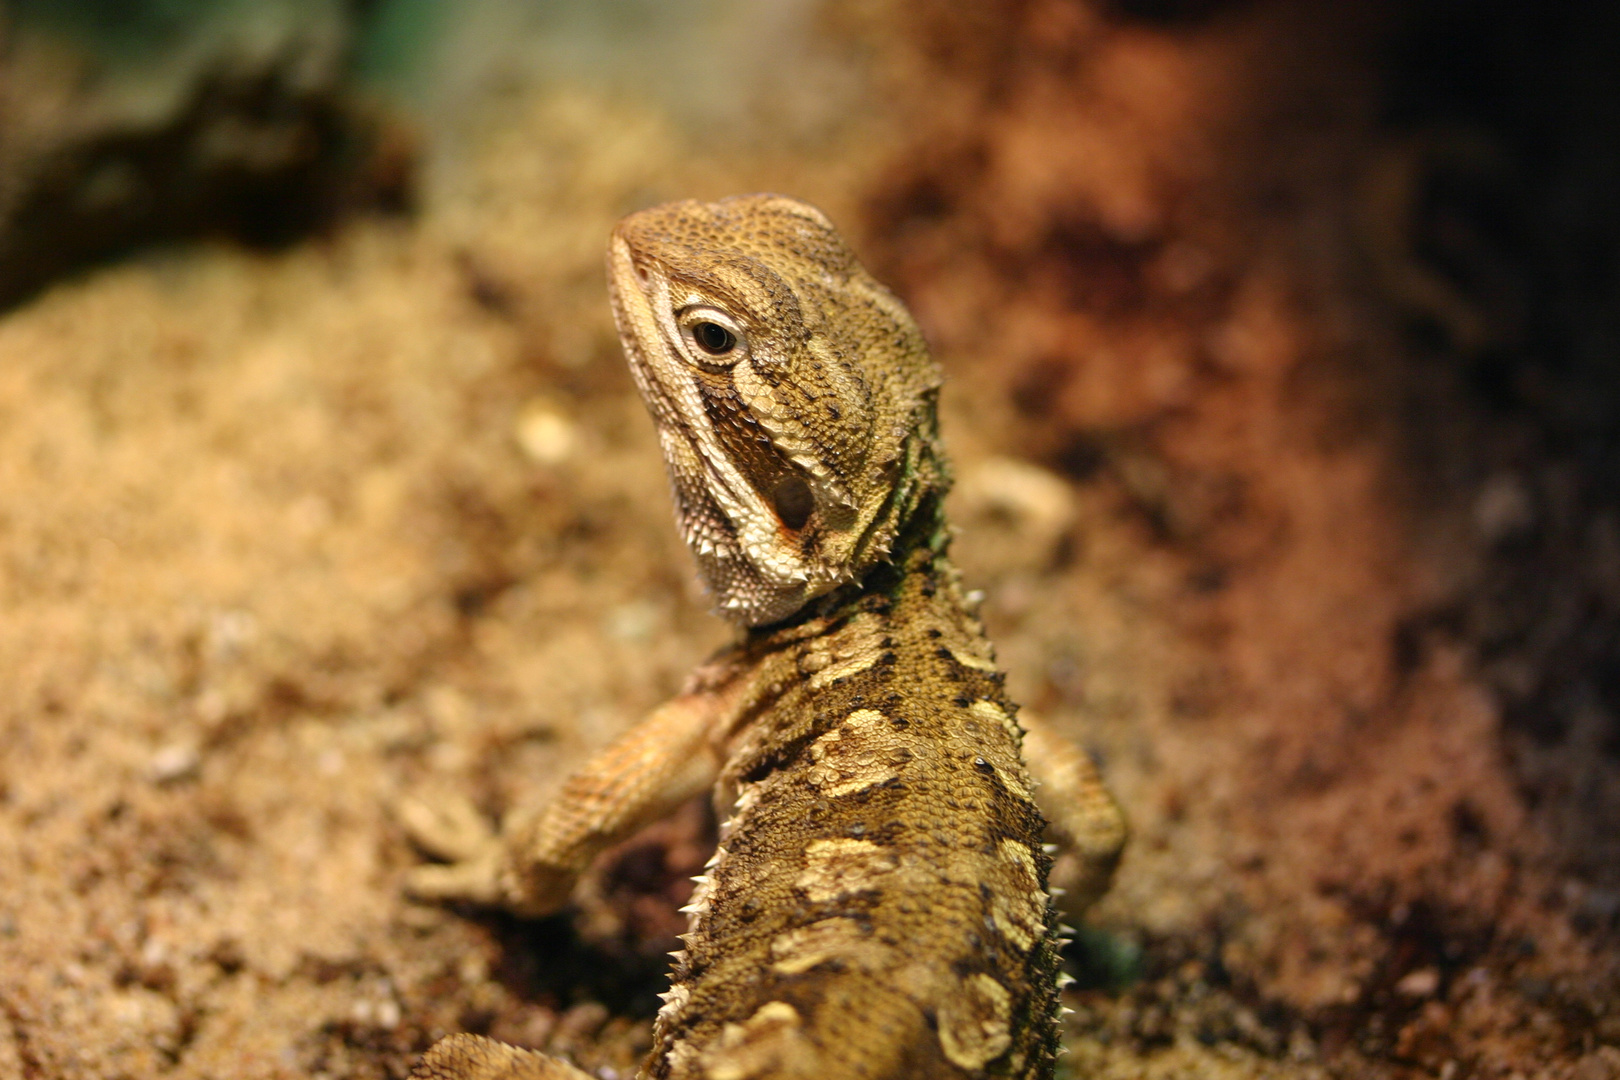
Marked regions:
[650,527,1062,1079]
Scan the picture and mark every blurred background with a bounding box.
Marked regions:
[1,1,1617,1076]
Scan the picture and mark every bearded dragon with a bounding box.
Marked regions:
[403,194,1126,1080]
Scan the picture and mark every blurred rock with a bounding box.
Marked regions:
[514,398,578,465]
[952,455,1078,577]
[1472,472,1534,545]
[1575,1047,1620,1080]
[0,1,413,308]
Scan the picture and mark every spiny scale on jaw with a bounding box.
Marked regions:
[608,194,947,627]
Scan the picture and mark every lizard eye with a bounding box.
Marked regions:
[693,322,736,355]
[678,308,747,366]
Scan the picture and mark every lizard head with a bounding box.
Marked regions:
[609,194,946,627]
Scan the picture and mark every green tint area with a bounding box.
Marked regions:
[10,0,456,90]
[10,0,339,58]
[352,0,448,85]
[11,0,222,52]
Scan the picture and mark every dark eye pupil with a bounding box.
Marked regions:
[693,322,736,355]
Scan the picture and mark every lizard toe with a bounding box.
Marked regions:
[397,792,496,863]
[404,855,506,907]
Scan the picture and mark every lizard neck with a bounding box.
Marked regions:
[750,483,954,638]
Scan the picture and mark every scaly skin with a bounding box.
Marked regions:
[405,195,1125,1080]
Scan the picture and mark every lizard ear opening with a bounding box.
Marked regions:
[772,475,815,531]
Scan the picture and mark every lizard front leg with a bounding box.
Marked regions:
[1018,710,1128,920]
[402,684,732,917]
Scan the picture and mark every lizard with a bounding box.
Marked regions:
[401,194,1127,1080]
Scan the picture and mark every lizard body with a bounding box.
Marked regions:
[405,195,1125,1080]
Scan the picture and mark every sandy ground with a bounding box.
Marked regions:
[1,2,1618,1078]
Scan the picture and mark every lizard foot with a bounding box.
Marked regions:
[397,794,505,906]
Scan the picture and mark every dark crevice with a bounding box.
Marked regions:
[1381,0,1620,886]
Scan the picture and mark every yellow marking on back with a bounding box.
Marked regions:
[937,973,1013,1070]
[796,838,897,902]
[950,644,999,672]
[989,839,1047,951]
[969,699,1022,741]
[964,700,1035,799]
[806,708,900,797]
[801,613,887,690]
[769,916,884,975]
[701,1001,806,1080]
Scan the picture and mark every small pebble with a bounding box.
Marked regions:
[606,600,661,643]
[516,401,577,465]
[1473,473,1534,543]
[149,743,200,784]
[1394,967,1439,998]
[350,998,401,1029]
